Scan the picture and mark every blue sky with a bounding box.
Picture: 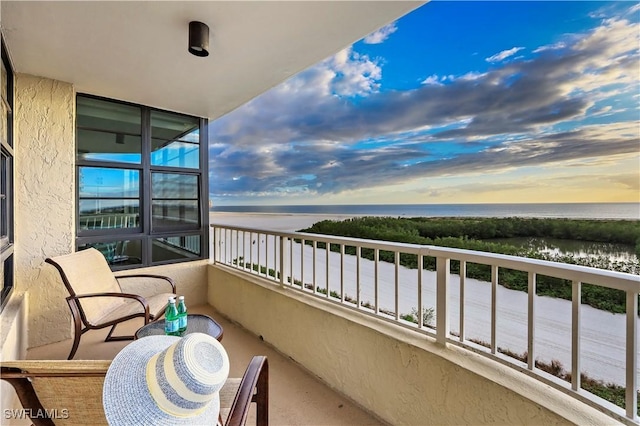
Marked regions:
[209,1,640,206]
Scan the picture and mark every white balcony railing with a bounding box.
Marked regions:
[210,224,640,425]
[79,213,139,230]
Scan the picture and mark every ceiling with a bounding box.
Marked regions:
[1,1,424,120]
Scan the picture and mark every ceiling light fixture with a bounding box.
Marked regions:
[188,21,210,57]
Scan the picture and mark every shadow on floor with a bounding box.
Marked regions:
[26,304,383,426]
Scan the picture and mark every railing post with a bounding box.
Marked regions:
[527,272,536,370]
[394,251,400,321]
[374,248,380,314]
[214,225,216,263]
[459,261,466,342]
[418,254,423,330]
[436,256,450,345]
[298,239,302,288]
[312,241,317,294]
[491,265,498,354]
[571,280,581,391]
[340,244,345,302]
[279,236,287,285]
[626,290,638,421]
[357,246,362,308]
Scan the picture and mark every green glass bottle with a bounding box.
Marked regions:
[177,295,188,334]
[164,296,179,336]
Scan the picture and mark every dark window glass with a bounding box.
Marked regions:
[3,254,13,296]
[77,96,141,164]
[152,173,198,198]
[1,36,13,310]
[79,167,139,198]
[152,173,199,229]
[151,139,199,169]
[151,111,199,169]
[77,129,141,164]
[76,95,207,269]
[77,96,141,134]
[151,111,199,142]
[0,61,7,146]
[78,239,142,266]
[152,235,201,263]
[78,167,140,230]
[79,200,140,230]
[0,153,7,240]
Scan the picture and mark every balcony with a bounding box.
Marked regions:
[208,223,638,425]
[0,2,636,425]
[2,223,635,425]
[22,303,380,426]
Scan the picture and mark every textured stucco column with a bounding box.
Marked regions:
[14,74,75,347]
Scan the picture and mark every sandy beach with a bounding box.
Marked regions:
[211,211,358,232]
[210,211,636,387]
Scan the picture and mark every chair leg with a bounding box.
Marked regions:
[67,299,83,360]
[104,323,135,342]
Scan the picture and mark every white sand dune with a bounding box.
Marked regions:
[211,212,637,387]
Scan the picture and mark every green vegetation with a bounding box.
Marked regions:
[234,218,639,415]
[299,217,640,314]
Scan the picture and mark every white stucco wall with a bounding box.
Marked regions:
[14,74,76,347]
[114,260,209,308]
[208,264,620,426]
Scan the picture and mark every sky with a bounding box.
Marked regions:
[208,1,640,206]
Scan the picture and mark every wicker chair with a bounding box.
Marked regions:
[1,356,269,426]
[45,248,176,360]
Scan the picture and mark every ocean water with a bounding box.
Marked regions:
[211,203,639,220]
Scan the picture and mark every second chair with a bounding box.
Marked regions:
[45,248,176,359]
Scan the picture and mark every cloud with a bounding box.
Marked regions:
[209,10,639,200]
[486,47,525,63]
[421,74,442,86]
[329,48,382,96]
[533,42,567,53]
[363,22,397,44]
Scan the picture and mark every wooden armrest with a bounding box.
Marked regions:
[1,360,111,426]
[2,357,267,426]
[225,356,269,426]
[1,360,111,373]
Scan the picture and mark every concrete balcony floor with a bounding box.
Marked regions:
[25,304,382,426]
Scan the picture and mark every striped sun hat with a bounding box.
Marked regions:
[103,333,229,425]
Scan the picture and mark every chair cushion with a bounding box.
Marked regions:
[48,248,125,324]
[96,293,174,325]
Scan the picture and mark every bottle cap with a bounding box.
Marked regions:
[168,296,176,302]
[178,295,185,300]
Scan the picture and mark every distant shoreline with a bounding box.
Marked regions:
[210,202,639,220]
[209,210,639,233]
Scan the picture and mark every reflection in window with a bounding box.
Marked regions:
[151,112,199,169]
[78,239,142,266]
[77,96,141,164]
[152,235,200,263]
[151,111,199,141]
[152,173,199,229]
[78,167,140,230]
[78,129,141,163]
[151,139,199,168]
[76,95,207,269]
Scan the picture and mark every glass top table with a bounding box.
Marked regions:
[134,314,224,341]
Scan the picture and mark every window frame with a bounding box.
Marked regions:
[75,94,209,269]
[0,34,14,311]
